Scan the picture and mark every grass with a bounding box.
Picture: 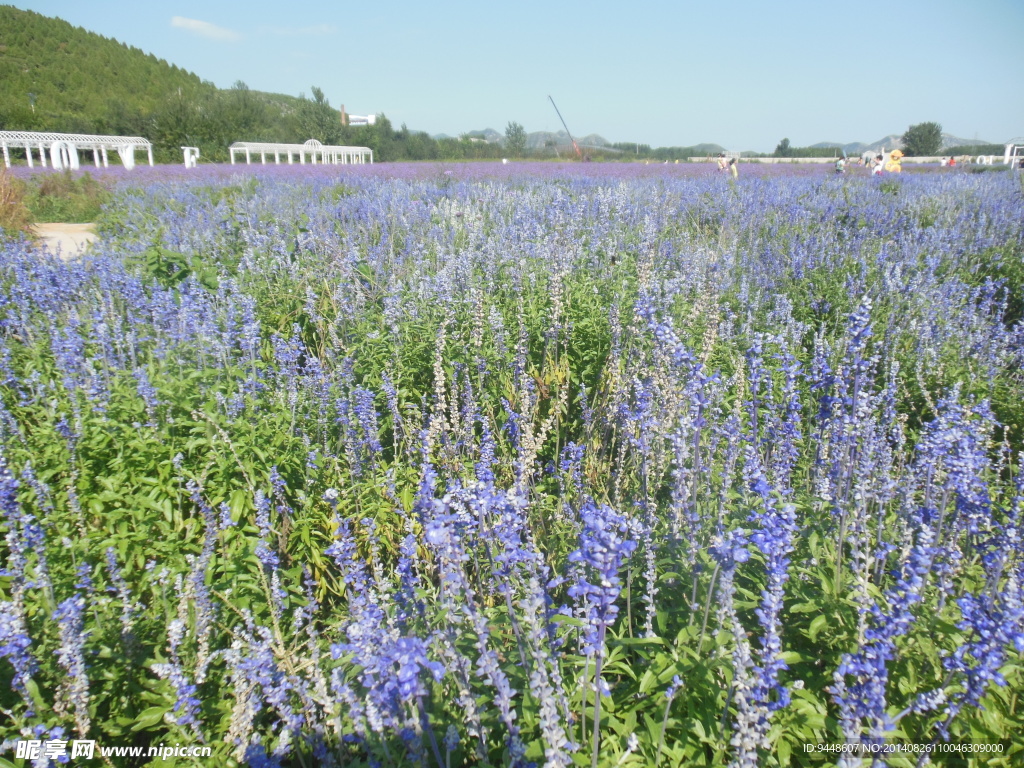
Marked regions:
[22,170,112,223]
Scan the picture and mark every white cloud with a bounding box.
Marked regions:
[170,16,241,42]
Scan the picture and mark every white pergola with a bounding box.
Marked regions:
[0,130,153,170]
[229,138,373,166]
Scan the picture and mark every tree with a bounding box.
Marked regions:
[356,114,396,161]
[226,81,268,138]
[298,86,341,145]
[773,138,791,158]
[505,121,527,157]
[152,89,198,151]
[901,122,942,157]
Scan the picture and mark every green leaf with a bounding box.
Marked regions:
[131,706,170,731]
[778,737,791,765]
[25,677,47,713]
[808,614,829,642]
[638,669,657,694]
[789,601,819,614]
[611,637,665,648]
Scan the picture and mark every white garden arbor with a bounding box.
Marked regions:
[228,139,373,166]
[0,130,153,170]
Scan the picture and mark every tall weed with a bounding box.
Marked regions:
[0,167,33,237]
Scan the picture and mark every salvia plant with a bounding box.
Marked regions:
[0,162,1023,767]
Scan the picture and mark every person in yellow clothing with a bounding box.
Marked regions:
[884,149,903,173]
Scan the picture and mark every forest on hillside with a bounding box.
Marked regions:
[0,6,519,163]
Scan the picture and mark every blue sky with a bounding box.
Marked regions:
[15,0,1024,152]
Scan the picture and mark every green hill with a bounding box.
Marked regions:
[0,5,307,162]
[0,6,204,129]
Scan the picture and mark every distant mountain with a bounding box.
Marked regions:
[463,128,503,143]
[431,131,731,156]
[938,134,994,149]
[434,128,612,149]
[810,134,996,155]
[860,135,905,153]
[449,129,614,149]
[689,143,727,155]
[523,130,610,149]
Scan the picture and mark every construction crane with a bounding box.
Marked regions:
[548,95,583,160]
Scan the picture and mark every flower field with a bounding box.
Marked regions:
[1,163,1024,767]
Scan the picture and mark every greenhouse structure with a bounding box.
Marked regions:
[0,130,153,170]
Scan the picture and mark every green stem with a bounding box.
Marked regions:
[697,562,720,652]
[591,625,608,768]
[655,692,677,766]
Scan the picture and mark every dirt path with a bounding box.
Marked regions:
[34,222,98,258]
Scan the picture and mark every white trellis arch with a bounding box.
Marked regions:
[229,139,373,166]
[0,130,153,170]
